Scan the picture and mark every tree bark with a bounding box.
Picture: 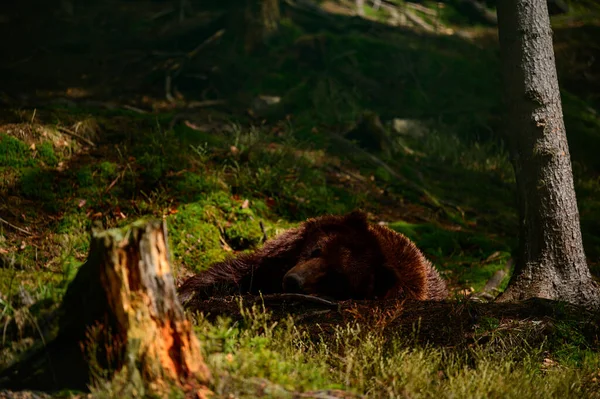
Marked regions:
[0,220,211,395]
[496,1,600,307]
[237,0,281,53]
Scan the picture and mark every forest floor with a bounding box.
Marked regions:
[1,0,600,397]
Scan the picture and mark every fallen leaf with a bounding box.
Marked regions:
[78,199,87,208]
[241,199,249,209]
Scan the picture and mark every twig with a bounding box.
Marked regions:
[474,259,513,301]
[57,126,95,147]
[165,74,174,102]
[259,221,268,243]
[187,99,225,108]
[147,6,175,22]
[461,0,498,25]
[122,105,148,114]
[0,217,32,236]
[402,7,435,32]
[262,293,339,308]
[170,29,226,80]
[104,170,124,194]
[406,2,437,16]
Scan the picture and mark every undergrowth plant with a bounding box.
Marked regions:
[185,303,600,399]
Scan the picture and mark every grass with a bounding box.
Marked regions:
[181,304,599,399]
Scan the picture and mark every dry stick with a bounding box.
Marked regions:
[122,104,148,114]
[0,217,32,236]
[406,2,437,16]
[172,29,226,79]
[402,7,436,32]
[474,259,513,301]
[187,99,226,108]
[373,0,436,31]
[56,126,95,147]
[147,6,175,22]
[165,74,175,102]
[261,293,339,308]
[259,220,268,243]
[165,29,225,102]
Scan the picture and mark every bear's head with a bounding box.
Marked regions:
[281,211,398,299]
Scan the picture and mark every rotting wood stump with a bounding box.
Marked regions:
[0,219,211,395]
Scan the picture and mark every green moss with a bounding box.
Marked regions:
[20,167,58,211]
[76,166,94,187]
[223,214,265,251]
[168,202,227,271]
[0,134,34,168]
[97,161,119,180]
[37,142,58,167]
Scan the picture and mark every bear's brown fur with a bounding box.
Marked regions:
[178,211,448,307]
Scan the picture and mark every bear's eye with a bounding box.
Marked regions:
[310,248,322,258]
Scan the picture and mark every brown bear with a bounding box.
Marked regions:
[177,211,448,308]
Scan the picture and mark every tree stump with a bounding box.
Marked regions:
[0,220,211,395]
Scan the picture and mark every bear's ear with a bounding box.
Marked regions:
[343,210,369,230]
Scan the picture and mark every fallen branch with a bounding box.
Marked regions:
[406,2,437,16]
[121,104,148,114]
[261,293,340,308]
[474,259,513,301]
[461,0,497,25]
[0,217,32,236]
[403,7,436,32]
[56,126,95,147]
[187,99,225,108]
[259,220,268,243]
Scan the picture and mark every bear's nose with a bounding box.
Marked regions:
[283,273,305,293]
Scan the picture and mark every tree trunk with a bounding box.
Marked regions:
[241,0,281,53]
[0,220,211,395]
[227,0,280,53]
[496,0,600,307]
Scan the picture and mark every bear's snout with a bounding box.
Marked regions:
[282,273,305,293]
[282,258,327,294]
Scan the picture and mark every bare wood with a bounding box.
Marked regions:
[405,2,437,17]
[402,7,435,32]
[56,126,95,147]
[0,217,32,235]
[262,293,339,307]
